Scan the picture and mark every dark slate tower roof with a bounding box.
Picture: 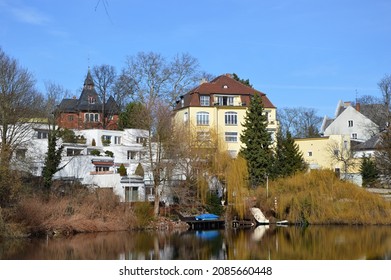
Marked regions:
[76,69,102,111]
[57,69,120,115]
[105,95,120,114]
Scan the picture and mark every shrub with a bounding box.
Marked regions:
[133,202,154,228]
[105,150,114,157]
[134,163,144,177]
[118,164,127,176]
[90,149,101,156]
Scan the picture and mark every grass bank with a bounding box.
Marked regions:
[255,170,391,225]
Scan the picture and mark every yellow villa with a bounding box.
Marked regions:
[173,74,278,157]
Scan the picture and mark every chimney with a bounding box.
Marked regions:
[343,101,351,107]
[356,102,361,112]
[225,73,232,78]
[200,78,207,84]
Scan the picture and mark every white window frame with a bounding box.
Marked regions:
[200,95,210,106]
[348,120,354,127]
[196,112,209,126]
[225,132,238,142]
[225,111,238,125]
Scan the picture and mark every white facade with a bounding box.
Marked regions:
[321,101,379,142]
[12,124,162,202]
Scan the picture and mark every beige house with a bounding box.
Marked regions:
[295,134,362,185]
[173,74,278,157]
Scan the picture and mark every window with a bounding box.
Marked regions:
[334,150,339,156]
[225,111,238,125]
[67,148,82,156]
[308,151,313,157]
[200,95,210,106]
[95,166,110,172]
[127,151,138,160]
[197,131,210,142]
[67,115,74,122]
[184,112,188,122]
[114,136,121,145]
[348,120,354,127]
[352,133,357,139]
[136,137,146,144]
[125,186,139,202]
[196,112,209,125]
[88,96,96,104]
[216,96,234,106]
[225,132,238,142]
[16,149,26,160]
[85,113,99,122]
[37,130,48,139]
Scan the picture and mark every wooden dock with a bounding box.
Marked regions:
[186,219,225,230]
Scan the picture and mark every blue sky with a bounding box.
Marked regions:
[1,0,391,118]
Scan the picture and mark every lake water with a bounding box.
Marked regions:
[1,225,391,260]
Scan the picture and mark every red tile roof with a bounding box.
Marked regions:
[174,74,275,110]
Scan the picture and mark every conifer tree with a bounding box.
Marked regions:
[240,94,274,187]
[360,155,379,187]
[42,129,64,190]
[272,130,307,178]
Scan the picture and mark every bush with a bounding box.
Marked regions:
[134,163,144,177]
[90,149,101,156]
[118,164,127,176]
[133,202,154,228]
[105,150,114,157]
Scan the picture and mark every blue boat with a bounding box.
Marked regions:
[195,213,219,221]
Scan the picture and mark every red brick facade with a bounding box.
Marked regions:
[56,70,120,130]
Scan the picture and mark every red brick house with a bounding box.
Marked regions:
[56,70,119,130]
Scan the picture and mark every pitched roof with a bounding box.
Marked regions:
[105,95,120,114]
[174,74,275,110]
[57,70,120,114]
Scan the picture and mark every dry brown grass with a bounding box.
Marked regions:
[12,188,138,236]
[255,170,391,225]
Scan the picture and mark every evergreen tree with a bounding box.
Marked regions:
[360,155,379,187]
[240,94,274,187]
[42,129,64,190]
[272,130,307,178]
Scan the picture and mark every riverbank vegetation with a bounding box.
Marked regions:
[254,170,391,225]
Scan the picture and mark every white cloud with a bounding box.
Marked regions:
[1,0,50,25]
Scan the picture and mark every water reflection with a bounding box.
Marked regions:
[1,225,391,260]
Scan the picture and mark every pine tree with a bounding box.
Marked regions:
[272,130,306,178]
[360,155,379,187]
[240,94,274,187]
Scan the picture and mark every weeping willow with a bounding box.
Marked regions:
[226,155,249,219]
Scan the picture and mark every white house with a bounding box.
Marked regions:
[11,122,165,202]
[320,100,379,143]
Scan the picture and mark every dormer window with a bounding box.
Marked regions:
[200,95,210,106]
[223,85,228,89]
[216,96,234,106]
[88,96,96,104]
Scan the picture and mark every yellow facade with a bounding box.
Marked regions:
[174,105,278,156]
[294,135,356,172]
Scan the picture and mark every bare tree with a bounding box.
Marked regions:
[91,64,117,128]
[167,53,202,108]
[378,74,391,126]
[327,137,356,180]
[0,47,42,167]
[0,47,43,205]
[278,107,322,138]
